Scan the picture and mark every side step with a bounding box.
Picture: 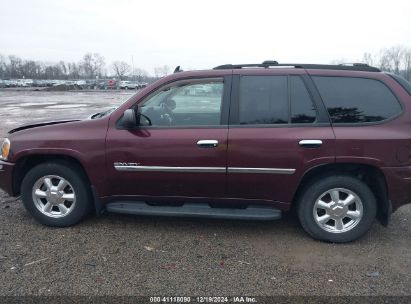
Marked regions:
[106,201,282,220]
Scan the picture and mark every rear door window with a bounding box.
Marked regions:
[312,76,402,123]
[237,75,318,125]
[239,76,288,124]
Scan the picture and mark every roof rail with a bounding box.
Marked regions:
[213,61,380,72]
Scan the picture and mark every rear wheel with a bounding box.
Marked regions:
[21,162,92,227]
[297,175,376,243]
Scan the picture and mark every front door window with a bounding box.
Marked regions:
[140,80,224,127]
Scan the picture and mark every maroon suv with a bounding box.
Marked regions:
[1,62,411,242]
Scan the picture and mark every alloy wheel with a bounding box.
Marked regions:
[313,188,363,233]
[32,175,76,218]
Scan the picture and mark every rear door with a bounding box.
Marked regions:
[227,69,335,206]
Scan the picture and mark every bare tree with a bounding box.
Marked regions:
[43,63,65,79]
[92,53,105,77]
[386,46,404,74]
[357,46,411,81]
[80,53,105,78]
[67,62,80,79]
[8,55,22,78]
[111,61,130,80]
[377,49,392,72]
[402,50,411,81]
[154,65,170,78]
[133,68,148,82]
[59,61,67,77]
[362,52,374,66]
[0,54,6,78]
[80,53,93,77]
[20,60,38,78]
[378,46,411,80]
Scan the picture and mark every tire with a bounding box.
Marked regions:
[297,175,377,243]
[21,162,92,227]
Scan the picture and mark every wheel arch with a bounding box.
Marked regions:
[293,163,391,226]
[12,154,92,197]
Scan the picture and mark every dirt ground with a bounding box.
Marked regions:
[0,89,410,297]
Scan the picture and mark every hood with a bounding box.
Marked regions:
[8,119,81,134]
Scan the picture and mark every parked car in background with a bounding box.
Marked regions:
[24,79,34,87]
[83,80,96,89]
[0,80,5,88]
[4,80,18,87]
[75,80,86,86]
[97,79,117,90]
[120,80,138,90]
[16,79,28,87]
[32,80,46,87]
[42,80,54,87]
[59,80,71,86]
[182,84,214,95]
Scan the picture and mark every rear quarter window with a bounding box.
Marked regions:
[312,76,402,124]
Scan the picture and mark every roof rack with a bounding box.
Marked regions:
[213,61,380,72]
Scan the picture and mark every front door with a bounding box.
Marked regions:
[227,71,335,205]
[106,76,231,199]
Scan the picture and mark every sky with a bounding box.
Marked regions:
[1,0,411,75]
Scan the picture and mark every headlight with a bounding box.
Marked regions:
[0,138,10,161]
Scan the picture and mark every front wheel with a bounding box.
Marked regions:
[297,175,377,243]
[21,162,92,227]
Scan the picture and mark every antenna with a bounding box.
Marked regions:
[174,66,183,73]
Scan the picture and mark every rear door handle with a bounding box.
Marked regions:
[197,140,219,148]
[299,140,323,148]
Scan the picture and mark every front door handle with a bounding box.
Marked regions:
[197,140,219,148]
[299,140,323,148]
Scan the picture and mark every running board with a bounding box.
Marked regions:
[106,202,282,220]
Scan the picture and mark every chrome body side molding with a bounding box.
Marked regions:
[114,164,296,175]
[114,165,226,173]
[227,167,296,174]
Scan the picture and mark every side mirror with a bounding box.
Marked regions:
[122,108,137,129]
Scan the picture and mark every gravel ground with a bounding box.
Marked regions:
[0,90,410,297]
